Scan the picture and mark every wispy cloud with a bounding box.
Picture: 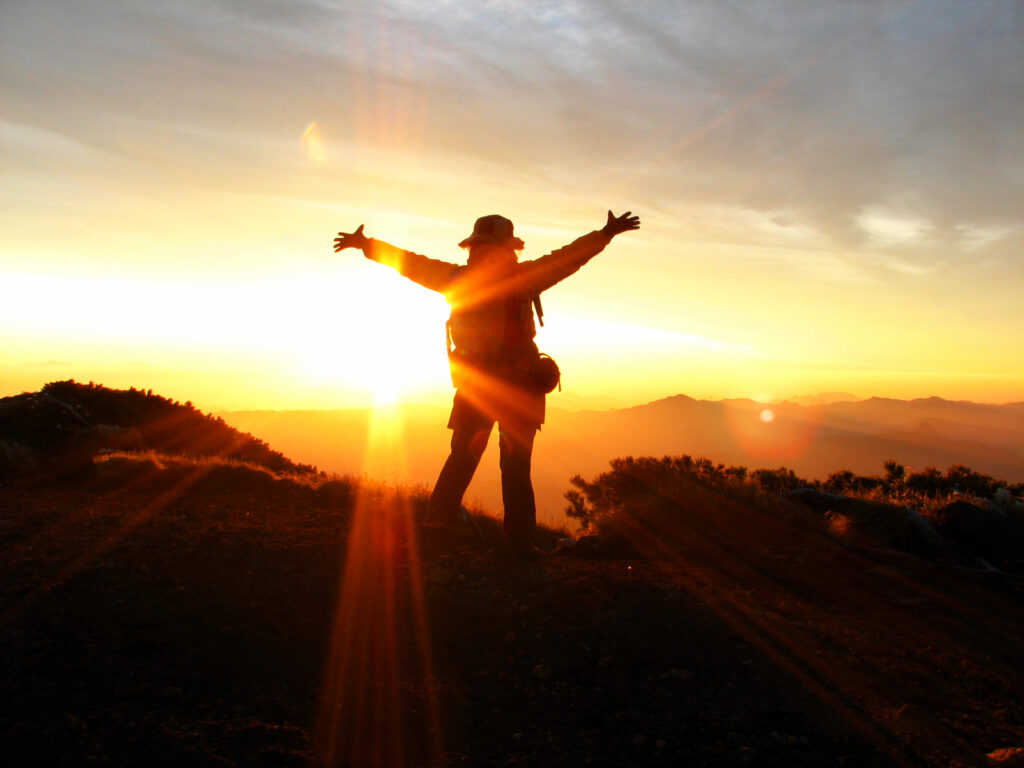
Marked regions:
[4,1,1020,249]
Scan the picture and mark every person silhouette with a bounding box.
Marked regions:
[334,210,640,557]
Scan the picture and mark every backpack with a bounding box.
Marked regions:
[445,292,560,393]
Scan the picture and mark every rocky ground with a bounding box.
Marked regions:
[2,469,1023,767]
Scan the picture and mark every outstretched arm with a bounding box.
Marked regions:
[515,210,641,295]
[332,224,458,293]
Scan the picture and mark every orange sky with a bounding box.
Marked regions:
[2,1,1022,410]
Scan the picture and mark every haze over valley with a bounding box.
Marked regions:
[221,394,1024,527]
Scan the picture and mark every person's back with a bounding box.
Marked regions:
[446,249,541,392]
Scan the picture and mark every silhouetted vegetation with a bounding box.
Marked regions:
[0,380,316,481]
[823,460,1024,501]
[565,456,814,531]
[568,453,1021,532]
[567,454,1024,573]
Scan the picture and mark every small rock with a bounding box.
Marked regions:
[989,747,1024,766]
[532,664,551,681]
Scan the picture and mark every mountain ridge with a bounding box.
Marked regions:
[218,391,1024,525]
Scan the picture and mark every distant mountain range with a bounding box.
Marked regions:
[219,394,1024,526]
[783,392,860,406]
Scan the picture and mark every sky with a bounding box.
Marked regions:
[2,0,1023,410]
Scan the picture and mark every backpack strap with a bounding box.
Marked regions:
[532,294,545,327]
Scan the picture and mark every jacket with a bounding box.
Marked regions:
[360,229,612,369]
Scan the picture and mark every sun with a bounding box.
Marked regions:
[363,348,410,407]
[292,271,451,405]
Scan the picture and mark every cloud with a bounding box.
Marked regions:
[856,208,933,248]
[2,0,1021,263]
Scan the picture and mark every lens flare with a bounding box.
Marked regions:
[725,403,817,464]
[302,122,328,163]
[315,405,443,767]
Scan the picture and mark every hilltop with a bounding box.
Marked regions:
[2,386,1023,766]
[0,379,317,481]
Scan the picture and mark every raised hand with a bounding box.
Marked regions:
[602,210,640,237]
[333,224,369,252]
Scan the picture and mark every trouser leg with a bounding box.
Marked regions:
[425,425,490,526]
[498,424,537,546]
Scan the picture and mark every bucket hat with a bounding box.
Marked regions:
[458,214,525,250]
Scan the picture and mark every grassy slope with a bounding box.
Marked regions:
[0,380,316,477]
[2,455,1022,767]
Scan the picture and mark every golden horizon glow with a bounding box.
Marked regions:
[2,2,1023,412]
[4,256,1023,411]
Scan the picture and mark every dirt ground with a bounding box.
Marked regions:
[1,478,1022,767]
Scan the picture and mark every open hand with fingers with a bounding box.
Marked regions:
[602,210,640,238]
[333,224,369,252]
